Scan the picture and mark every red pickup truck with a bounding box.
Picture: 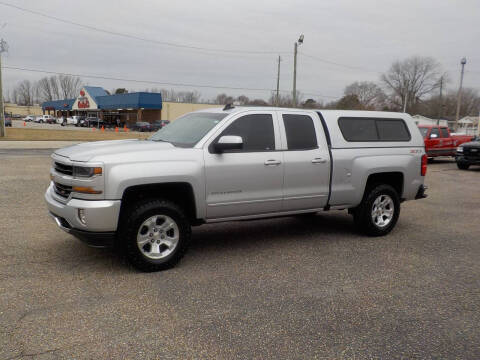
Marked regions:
[418,125,473,159]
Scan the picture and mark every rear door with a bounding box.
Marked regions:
[279,111,330,211]
[204,111,284,219]
[440,127,454,155]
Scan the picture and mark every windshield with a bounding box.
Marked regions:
[418,127,429,137]
[149,112,227,147]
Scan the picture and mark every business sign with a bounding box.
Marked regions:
[73,88,97,110]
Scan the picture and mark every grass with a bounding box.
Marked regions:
[1,128,150,141]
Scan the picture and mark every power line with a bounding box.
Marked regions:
[299,52,381,74]
[3,64,340,99]
[0,1,290,56]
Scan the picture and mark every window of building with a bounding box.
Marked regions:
[218,114,275,152]
[282,114,318,150]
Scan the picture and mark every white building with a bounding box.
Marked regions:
[412,115,448,127]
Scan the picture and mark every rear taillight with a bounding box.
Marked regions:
[421,154,427,176]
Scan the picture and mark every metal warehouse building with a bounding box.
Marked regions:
[42,86,162,126]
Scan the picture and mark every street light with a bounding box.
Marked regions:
[293,34,304,106]
[454,57,467,131]
[0,38,9,138]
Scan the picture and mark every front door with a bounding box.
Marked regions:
[204,111,283,219]
[279,112,330,211]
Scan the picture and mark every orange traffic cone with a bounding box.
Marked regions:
[23,121,26,127]
[115,126,119,133]
[92,126,96,131]
[123,125,127,132]
[101,126,104,132]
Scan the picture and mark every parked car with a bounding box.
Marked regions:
[418,125,474,160]
[151,120,170,131]
[456,136,480,170]
[23,115,35,122]
[80,117,103,128]
[5,117,12,127]
[46,107,428,272]
[66,116,85,126]
[34,115,56,123]
[132,121,152,132]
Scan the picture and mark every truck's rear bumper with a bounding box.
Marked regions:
[415,184,428,200]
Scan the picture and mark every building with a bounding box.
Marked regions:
[42,86,163,126]
[412,114,448,127]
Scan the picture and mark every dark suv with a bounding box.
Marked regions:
[456,136,480,170]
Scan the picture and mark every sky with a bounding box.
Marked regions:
[0,0,479,103]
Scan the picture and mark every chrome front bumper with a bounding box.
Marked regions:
[45,183,121,233]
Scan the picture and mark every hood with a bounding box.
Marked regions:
[54,139,175,162]
[462,139,480,148]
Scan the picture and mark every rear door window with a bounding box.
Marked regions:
[282,114,318,150]
[440,128,449,138]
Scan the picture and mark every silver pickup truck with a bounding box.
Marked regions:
[45,107,428,271]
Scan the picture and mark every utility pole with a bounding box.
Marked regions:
[437,76,443,125]
[276,55,281,106]
[455,57,467,131]
[402,81,408,113]
[0,38,7,138]
[292,34,304,107]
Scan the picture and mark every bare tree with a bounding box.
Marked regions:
[344,81,386,110]
[177,91,201,103]
[381,56,441,111]
[15,80,35,105]
[58,75,82,99]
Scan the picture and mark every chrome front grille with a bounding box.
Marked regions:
[54,162,73,176]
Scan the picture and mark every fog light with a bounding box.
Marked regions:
[78,208,86,225]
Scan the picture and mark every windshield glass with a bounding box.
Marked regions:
[418,127,429,137]
[149,112,227,147]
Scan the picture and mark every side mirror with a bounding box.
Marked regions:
[214,135,243,153]
[429,133,438,139]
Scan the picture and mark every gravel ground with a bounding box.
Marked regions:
[0,153,479,359]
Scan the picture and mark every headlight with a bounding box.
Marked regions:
[73,166,102,178]
[457,146,463,153]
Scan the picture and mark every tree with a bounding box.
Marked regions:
[215,93,235,105]
[236,95,250,105]
[15,80,35,105]
[302,98,318,108]
[335,94,363,110]
[58,75,82,99]
[344,81,386,110]
[381,56,441,111]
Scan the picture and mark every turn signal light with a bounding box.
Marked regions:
[72,186,102,194]
[421,154,427,176]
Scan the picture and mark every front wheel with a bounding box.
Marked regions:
[457,162,470,170]
[353,184,400,236]
[120,199,191,272]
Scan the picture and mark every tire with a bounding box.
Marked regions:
[120,199,191,272]
[353,184,400,237]
[457,162,470,170]
[427,157,434,163]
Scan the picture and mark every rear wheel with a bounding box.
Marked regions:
[120,199,191,272]
[353,184,400,236]
[457,162,470,170]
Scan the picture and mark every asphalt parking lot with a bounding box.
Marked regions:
[1,152,479,359]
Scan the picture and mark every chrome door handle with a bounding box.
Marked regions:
[264,159,281,166]
[311,158,327,164]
